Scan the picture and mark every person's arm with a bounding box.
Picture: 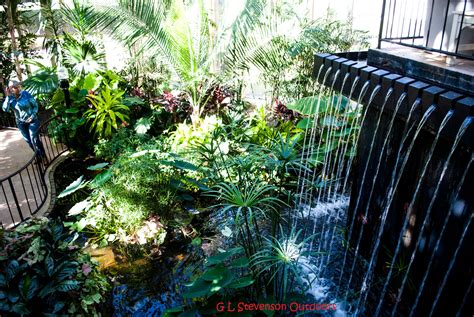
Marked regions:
[2,88,12,112]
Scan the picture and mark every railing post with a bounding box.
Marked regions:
[378,0,388,49]
[7,178,24,222]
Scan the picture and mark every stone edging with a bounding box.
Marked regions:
[35,151,71,218]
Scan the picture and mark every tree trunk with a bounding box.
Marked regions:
[6,0,22,81]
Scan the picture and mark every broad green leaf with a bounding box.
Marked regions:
[6,260,21,280]
[122,96,145,106]
[45,256,55,277]
[182,278,212,298]
[185,178,210,191]
[210,268,234,291]
[92,169,113,186]
[296,118,315,130]
[57,176,86,199]
[230,256,249,268]
[87,162,109,170]
[8,293,20,303]
[11,303,29,315]
[320,115,344,128]
[19,276,39,300]
[227,276,254,289]
[161,160,198,171]
[315,142,338,154]
[55,280,80,292]
[202,265,229,282]
[65,108,79,114]
[53,302,65,313]
[206,247,243,266]
[82,73,100,91]
[287,96,327,115]
[333,127,358,137]
[179,193,194,201]
[67,199,92,216]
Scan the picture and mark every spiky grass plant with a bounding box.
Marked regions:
[251,227,319,303]
[207,181,284,257]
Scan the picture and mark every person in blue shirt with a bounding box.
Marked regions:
[2,80,46,161]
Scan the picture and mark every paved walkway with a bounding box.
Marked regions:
[0,128,35,178]
[0,127,67,228]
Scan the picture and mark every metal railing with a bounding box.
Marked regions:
[0,111,16,128]
[0,116,68,228]
[379,0,474,60]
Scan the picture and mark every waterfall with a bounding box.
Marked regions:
[293,54,473,316]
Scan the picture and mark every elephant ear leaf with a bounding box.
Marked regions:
[286,96,329,115]
[227,275,254,289]
[58,176,87,199]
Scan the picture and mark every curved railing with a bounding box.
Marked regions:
[0,111,16,128]
[0,116,68,228]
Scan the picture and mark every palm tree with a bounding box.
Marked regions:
[39,0,64,67]
[93,0,288,127]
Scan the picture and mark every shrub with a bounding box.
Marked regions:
[65,147,199,247]
[0,218,109,316]
[94,127,151,162]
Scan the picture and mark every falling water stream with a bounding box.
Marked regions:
[373,108,456,315]
[293,66,472,316]
[409,153,473,316]
[352,104,438,315]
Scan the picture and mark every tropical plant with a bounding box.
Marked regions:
[85,86,130,139]
[251,227,318,303]
[39,0,64,66]
[94,0,293,127]
[250,8,370,100]
[94,127,151,162]
[60,0,99,43]
[265,132,304,175]
[63,36,106,76]
[0,218,109,315]
[207,181,284,257]
[3,0,25,80]
[62,150,200,247]
[171,115,223,152]
[59,0,105,77]
[21,60,58,99]
[167,247,254,315]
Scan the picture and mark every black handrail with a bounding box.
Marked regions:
[379,0,474,60]
[0,116,68,228]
